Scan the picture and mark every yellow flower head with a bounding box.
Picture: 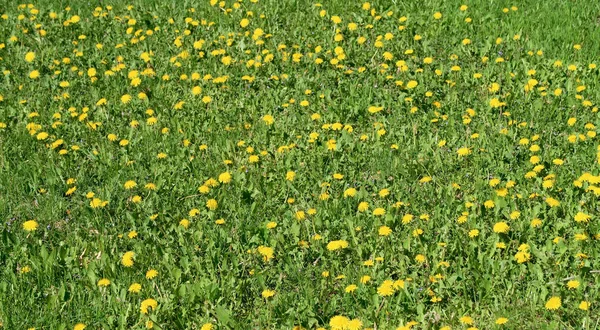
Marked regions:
[545,296,561,310]
[122,251,135,267]
[140,298,158,314]
[23,220,39,232]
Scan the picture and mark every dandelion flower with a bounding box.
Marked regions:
[357,202,369,212]
[373,208,386,216]
[378,226,392,236]
[97,278,110,287]
[286,171,296,181]
[330,316,350,330]
[261,289,275,298]
[574,212,591,223]
[140,298,158,314]
[146,269,158,279]
[262,114,274,125]
[377,280,395,296]
[25,51,35,62]
[326,240,349,251]
[23,220,39,232]
[406,80,418,89]
[257,246,274,261]
[567,280,580,289]
[545,296,561,310]
[206,199,218,210]
[128,283,141,293]
[457,147,471,156]
[218,172,232,184]
[460,316,474,325]
[343,188,357,197]
[493,222,510,233]
[122,251,135,267]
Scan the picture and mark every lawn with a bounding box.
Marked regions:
[1,0,600,329]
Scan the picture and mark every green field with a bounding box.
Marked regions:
[1,0,600,329]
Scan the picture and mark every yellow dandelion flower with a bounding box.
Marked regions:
[545,296,561,310]
[23,220,39,232]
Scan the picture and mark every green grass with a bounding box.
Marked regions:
[1,0,600,329]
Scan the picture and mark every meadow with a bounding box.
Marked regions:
[1,0,600,329]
